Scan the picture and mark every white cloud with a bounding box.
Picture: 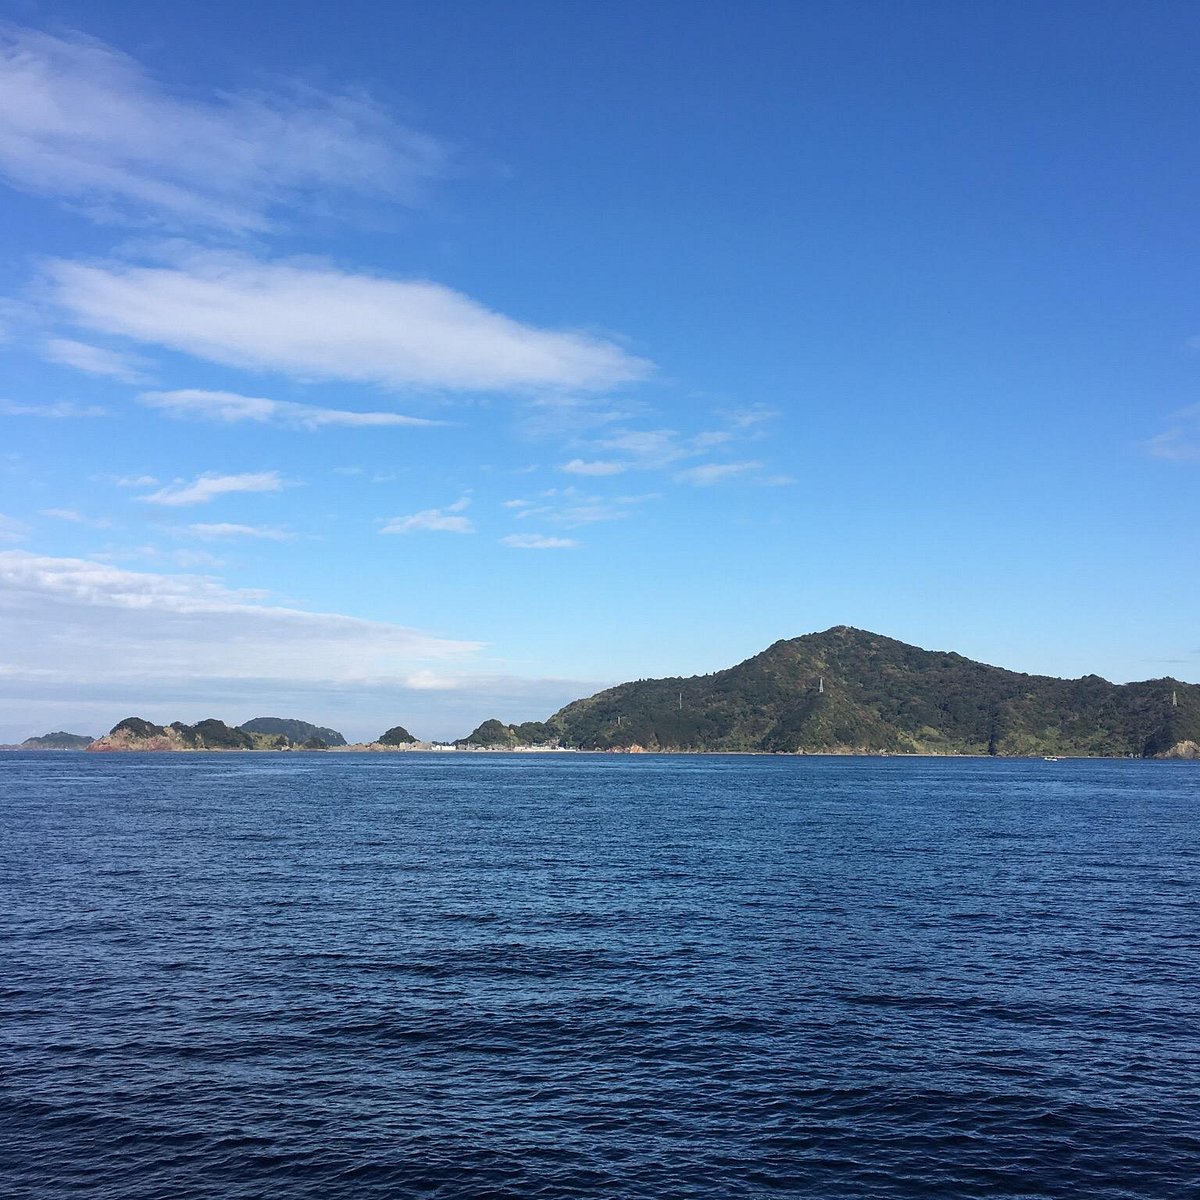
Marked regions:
[42,337,151,383]
[596,428,691,465]
[381,496,473,534]
[584,426,741,473]
[0,25,448,231]
[42,507,112,528]
[500,534,577,549]
[561,458,627,476]
[674,460,761,485]
[504,487,655,527]
[0,513,28,541]
[113,474,158,488]
[723,404,779,429]
[0,550,480,693]
[48,251,651,393]
[140,388,440,430]
[187,523,294,541]
[0,398,106,418]
[141,471,284,507]
[1147,404,1200,461]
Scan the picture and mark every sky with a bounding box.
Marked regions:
[0,0,1197,743]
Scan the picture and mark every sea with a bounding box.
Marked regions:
[1,752,1197,1199]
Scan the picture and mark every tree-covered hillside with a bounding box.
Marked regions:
[238,717,347,747]
[545,627,1198,756]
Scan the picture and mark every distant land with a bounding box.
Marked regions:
[0,731,96,751]
[7,629,1199,758]
[459,626,1199,758]
[238,717,348,747]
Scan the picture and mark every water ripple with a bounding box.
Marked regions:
[1,752,1198,1198]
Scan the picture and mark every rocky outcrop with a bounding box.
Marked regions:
[89,718,182,752]
[89,717,255,752]
[1158,740,1200,759]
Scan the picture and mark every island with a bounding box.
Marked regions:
[9,628,1193,759]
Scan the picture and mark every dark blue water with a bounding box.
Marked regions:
[2,753,1197,1198]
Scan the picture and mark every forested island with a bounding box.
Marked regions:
[9,628,1199,758]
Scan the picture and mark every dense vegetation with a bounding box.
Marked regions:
[455,719,558,748]
[544,627,1199,757]
[238,717,347,747]
[377,725,417,745]
[20,731,94,749]
[171,719,256,750]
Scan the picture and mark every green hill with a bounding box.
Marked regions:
[455,718,558,748]
[20,731,94,750]
[238,717,347,747]
[377,725,418,745]
[544,627,1199,757]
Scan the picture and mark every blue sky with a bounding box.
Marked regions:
[1,1,1197,742]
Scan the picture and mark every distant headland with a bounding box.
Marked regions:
[6,628,1198,759]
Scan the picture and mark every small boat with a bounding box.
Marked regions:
[1044,755,1060,762]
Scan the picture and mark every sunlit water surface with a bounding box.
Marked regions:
[2,752,1197,1198]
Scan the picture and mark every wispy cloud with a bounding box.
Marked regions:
[0,550,480,691]
[674,460,761,485]
[595,428,693,466]
[187,523,294,541]
[0,513,28,541]
[500,533,577,549]
[141,471,284,507]
[561,458,627,476]
[140,388,440,430]
[42,507,112,528]
[42,337,151,383]
[48,250,651,393]
[1146,404,1200,461]
[0,398,106,418]
[381,496,473,534]
[546,407,782,486]
[504,486,655,527]
[0,25,449,231]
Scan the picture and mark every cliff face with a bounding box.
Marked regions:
[89,718,183,752]
[89,717,256,752]
[546,627,1200,757]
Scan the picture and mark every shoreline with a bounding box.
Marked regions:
[1,746,1180,760]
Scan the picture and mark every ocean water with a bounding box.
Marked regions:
[1,752,1197,1199]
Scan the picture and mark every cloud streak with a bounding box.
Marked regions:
[43,337,152,382]
[501,533,577,549]
[1,398,106,418]
[381,496,473,534]
[49,251,651,393]
[140,388,440,430]
[187,523,294,541]
[141,471,284,507]
[0,25,448,231]
[674,460,761,485]
[1147,404,1200,461]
